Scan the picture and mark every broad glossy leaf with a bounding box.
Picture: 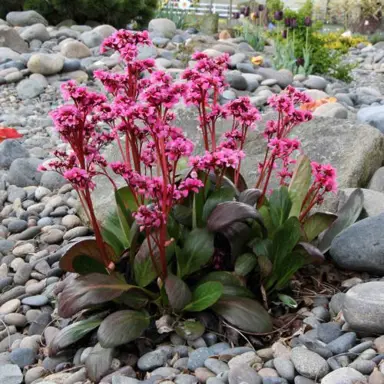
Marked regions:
[175,319,205,341]
[258,254,273,278]
[177,228,214,278]
[102,211,129,255]
[183,282,223,312]
[58,273,137,318]
[49,317,102,356]
[296,242,325,264]
[238,189,262,207]
[198,271,242,287]
[134,237,160,287]
[165,273,192,310]
[259,205,274,236]
[72,255,107,275]
[202,188,236,222]
[251,238,273,259]
[224,168,248,192]
[222,285,255,298]
[220,221,252,259]
[172,205,193,227]
[269,187,292,228]
[235,253,257,276]
[115,186,138,240]
[288,155,311,217]
[212,296,272,333]
[117,289,152,309]
[271,216,301,264]
[302,212,338,242]
[318,188,364,253]
[277,294,298,308]
[134,238,174,287]
[207,201,266,237]
[59,239,116,273]
[97,310,150,348]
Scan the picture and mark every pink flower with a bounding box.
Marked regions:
[133,204,164,231]
[63,168,95,190]
[166,137,194,161]
[268,94,295,115]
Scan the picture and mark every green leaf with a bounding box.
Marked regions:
[259,204,275,236]
[183,282,223,312]
[115,186,138,240]
[207,201,266,237]
[72,255,108,275]
[97,310,150,348]
[172,205,193,227]
[202,188,236,223]
[177,228,214,278]
[58,273,140,318]
[199,271,242,287]
[235,253,257,276]
[134,237,174,287]
[302,212,338,242]
[277,294,298,308]
[318,188,364,253]
[288,155,311,217]
[222,285,255,298]
[269,187,292,228]
[251,238,273,259]
[59,238,116,273]
[102,211,129,255]
[165,273,192,310]
[175,320,205,341]
[117,288,152,309]
[212,296,272,333]
[49,317,102,356]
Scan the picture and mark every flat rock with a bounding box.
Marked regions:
[368,167,384,193]
[339,188,384,217]
[0,25,29,53]
[357,105,384,133]
[6,11,48,26]
[20,23,50,42]
[228,365,262,384]
[313,103,348,119]
[343,281,384,334]
[16,78,45,100]
[291,347,329,379]
[320,367,366,384]
[329,214,384,275]
[0,139,29,169]
[0,364,23,384]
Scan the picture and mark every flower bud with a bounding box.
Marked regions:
[274,10,283,21]
[284,17,291,27]
[290,18,298,28]
[244,6,250,16]
[282,29,287,38]
[304,16,312,27]
[296,57,305,67]
[258,4,265,11]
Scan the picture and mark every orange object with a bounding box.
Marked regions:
[300,97,337,112]
[0,127,23,143]
[251,56,264,66]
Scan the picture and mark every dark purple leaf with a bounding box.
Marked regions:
[296,242,325,264]
[58,273,135,318]
[238,189,262,207]
[165,273,192,310]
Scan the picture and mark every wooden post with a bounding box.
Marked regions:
[229,0,233,21]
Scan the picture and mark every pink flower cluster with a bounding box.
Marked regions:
[256,86,314,191]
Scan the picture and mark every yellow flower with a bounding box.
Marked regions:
[251,56,263,65]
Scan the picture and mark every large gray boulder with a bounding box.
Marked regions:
[81,113,384,225]
[343,281,384,334]
[329,214,384,275]
[357,105,384,133]
[0,25,29,53]
[6,11,48,27]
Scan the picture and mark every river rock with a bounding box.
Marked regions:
[321,367,366,384]
[313,103,348,119]
[60,41,92,59]
[329,214,384,275]
[7,158,43,187]
[27,53,64,75]
[338,188,384,217]
[291,347,329,379]
[357,105,384,133]
[6,11,47,26]
[0,140,29,169]
[20,23,50,42]
[0,25,29,53]
[0,364,23,384]
[148,18,177,38]
[343,281,384,334]
[368,167,384,193]
[16,78,45,99]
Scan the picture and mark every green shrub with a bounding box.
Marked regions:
[23,0,157,27]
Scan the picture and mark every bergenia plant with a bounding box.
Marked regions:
[41,29,342,357]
